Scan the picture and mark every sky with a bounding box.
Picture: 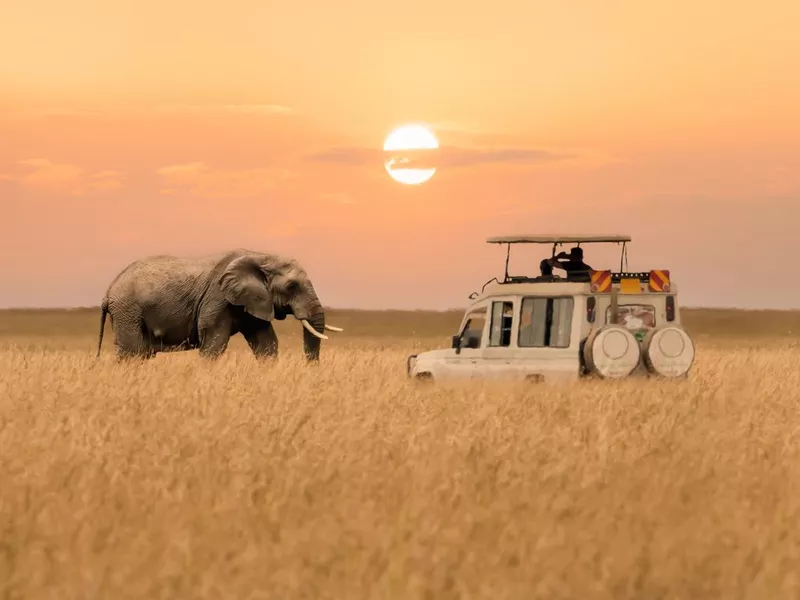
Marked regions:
[1,0,799,310]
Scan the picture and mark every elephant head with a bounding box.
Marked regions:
[218,253,342,360]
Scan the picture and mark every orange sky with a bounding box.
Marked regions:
[2,0,799,309]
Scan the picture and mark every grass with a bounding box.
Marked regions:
[1,307,799,598]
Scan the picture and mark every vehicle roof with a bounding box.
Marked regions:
[467,279,679,306]
[486,234,632,244]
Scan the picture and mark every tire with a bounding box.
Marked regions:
[642,325,695,378]
[583,325,642,379]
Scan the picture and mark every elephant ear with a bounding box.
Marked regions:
[218,255,274,321]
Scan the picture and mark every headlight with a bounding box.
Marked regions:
[406,354,417,376]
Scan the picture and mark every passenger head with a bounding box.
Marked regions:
[569,247,583,260]
[539,258,553,276]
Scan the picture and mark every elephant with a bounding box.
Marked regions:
[95,248,342,361]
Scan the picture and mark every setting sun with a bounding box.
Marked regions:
[383,124,439,185]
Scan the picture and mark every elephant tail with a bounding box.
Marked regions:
[96,297,109,359]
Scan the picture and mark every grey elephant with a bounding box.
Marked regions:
[96,248,342,361]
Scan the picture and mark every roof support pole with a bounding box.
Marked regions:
[610,288,619,324]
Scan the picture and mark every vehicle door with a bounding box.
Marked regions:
[516,295,582,381]
[480,297,522,379]
[443,304,488,379]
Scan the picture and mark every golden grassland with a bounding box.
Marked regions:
[1,307,800,598]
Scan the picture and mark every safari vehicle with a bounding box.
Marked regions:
[407,234,695,382]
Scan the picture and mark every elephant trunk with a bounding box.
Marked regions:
[301,303,326,362]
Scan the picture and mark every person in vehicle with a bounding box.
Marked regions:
[500,302,514,345]
[547,246,593,281]
[538,258,555,279]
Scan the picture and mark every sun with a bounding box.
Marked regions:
[383,124,439,185]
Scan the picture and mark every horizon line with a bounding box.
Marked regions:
[0,305,797,313]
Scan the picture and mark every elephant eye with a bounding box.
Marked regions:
[286,281,299,294]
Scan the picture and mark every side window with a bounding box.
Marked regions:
[518,297,574,348]
[460,309,487,348]
[489,301,514,347]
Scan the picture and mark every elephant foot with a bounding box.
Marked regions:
[198,348,227,360]
[197,336,229,359]
[115,350,155,362]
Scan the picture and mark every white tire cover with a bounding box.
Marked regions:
[583,325,642,379]
[642,325,695,377]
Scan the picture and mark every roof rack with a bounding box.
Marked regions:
[487,233,632,281]
[486,234,631,244]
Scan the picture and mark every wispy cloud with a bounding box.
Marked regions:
[308,147,381,166]
[220,104,295,115]
[151,103,298,117]
[307,145,571,170]
[2,103,297,120]
[429,121,493,136]
[0,107,109,119]
[1,159,123,195]
[155,161,293,198]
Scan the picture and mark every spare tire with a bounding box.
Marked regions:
[642,325,695,377]
[583,324,642,379]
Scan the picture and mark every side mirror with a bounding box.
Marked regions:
[451,334,461,353]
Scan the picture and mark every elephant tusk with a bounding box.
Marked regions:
[324,325,343,332]
[302,319,328,340]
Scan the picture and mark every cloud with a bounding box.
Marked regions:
[0,107,109,119]
[429,121,493,136]
[441,148,570,167]
[1,159,123,195]
[220,104,295,115]
[308,147,381,166]
[307,145,570,170]
[150,104,297,117]
[1,104,299,119]
[155,161,292,198]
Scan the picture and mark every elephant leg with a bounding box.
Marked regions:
[117,347,155,361]
[198,313,233,359]
[114,332,154,361]
[112,315,154,361]
[242,323,279,359]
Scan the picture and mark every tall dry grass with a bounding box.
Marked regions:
[1,308,799,598]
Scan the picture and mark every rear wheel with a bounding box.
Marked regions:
[583,325,641,379]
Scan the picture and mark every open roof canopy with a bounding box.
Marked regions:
[486,234,631,245]
[487,234,633,280]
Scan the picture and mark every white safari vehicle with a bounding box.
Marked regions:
[407,234,695,382]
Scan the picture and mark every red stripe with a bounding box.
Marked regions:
[649,270,670,291]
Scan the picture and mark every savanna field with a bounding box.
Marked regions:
[1,307,800,599]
